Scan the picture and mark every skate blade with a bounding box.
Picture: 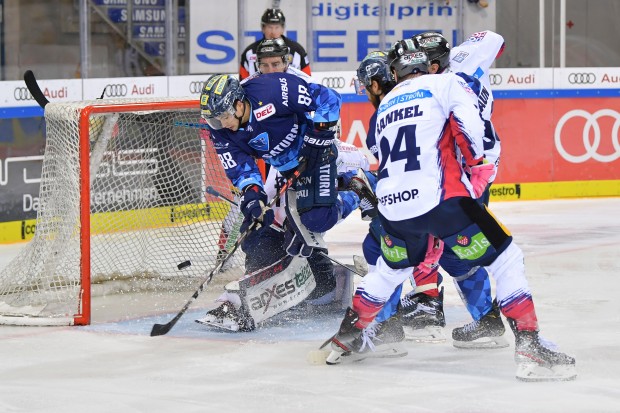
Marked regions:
[194,319,240,332]
[325,345,408,365]
[404,326,446,343]
[453,335,509,349]
[515,362,577,382]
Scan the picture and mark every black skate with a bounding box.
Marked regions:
[347,169,378,221]
[323,309,407,365]
[195,301,255,332]
[452,300,509,349]
[398,288,446,343]
[509,318,577,382]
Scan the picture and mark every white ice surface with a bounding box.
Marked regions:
[1,198,619,412]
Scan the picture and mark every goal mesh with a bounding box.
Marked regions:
[0,97,245,325]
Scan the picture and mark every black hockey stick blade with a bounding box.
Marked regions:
[23,70,50,108]
[151,321,174,336]
[150,290,200,336]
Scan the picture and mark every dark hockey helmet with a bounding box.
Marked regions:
[200,74,245,129]
[387,39,430,80]
[413,32,451,73]
[257,37,290,61]
[261,8,286,26]
[355,50,395,95]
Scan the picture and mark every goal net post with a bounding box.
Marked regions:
[0,97,245,326]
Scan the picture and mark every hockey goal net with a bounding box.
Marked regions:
[0,97,245,326]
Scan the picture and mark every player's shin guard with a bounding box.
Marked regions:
[453,266,493,321]
[488,242,539,331]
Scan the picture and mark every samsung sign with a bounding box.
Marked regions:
[188,0,493,74]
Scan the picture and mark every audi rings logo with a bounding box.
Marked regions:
[13,87,34,101]
[568,73,596,84]
[189,81,205,94]
[488,74,502,86]
[321,77,346,89]
[554,109,620,163]
[103,84,128,98]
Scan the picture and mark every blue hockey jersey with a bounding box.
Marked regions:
[208,72,342,190]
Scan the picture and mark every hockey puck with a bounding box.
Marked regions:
[177,260,192,270]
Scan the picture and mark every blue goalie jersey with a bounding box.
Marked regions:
[208,72,341,190]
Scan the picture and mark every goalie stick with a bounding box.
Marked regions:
[200,186,365,277]
[150,161,307,336]
[23,70,50,109]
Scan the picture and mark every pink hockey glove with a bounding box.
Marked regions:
[417,236,444,276]
[469,163,496,198]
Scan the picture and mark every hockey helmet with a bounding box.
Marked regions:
[200,74,245,130]
[261,8,286,26]
[257,37,290,61]
[413,32,451,73]
[387,39,430,80]
[355,50,395,95]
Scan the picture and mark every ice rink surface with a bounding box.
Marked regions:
[1,198,619,413]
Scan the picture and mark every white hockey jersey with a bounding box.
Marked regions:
[375,73,485,221]
[448,30,505,180]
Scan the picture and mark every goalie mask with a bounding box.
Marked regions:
[200,74,246,130]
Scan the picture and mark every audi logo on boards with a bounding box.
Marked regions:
[488,74,502,86]
[554,109,620,163]
[13,87,34,101]
[321,77,346,89]
[568,73,596,84]
[103,84,128,98]
[189,81,205,94]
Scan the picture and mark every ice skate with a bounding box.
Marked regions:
[398,288,446,343]
[324,308,408,365]
[509,318,577,382]
[452,300,508,349]
[347,169,378,221]
[195,301,255,332]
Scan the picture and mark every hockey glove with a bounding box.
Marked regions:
[300,127,337,172]
[469,162,496,198]
[283,224,315,258]
[239,185,275,233]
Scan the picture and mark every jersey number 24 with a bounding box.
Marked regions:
[378,125,421,179]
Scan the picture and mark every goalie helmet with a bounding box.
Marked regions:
[257,37,290,61]
[387,39,430,80]
[261,8,286,26]
[200,74,245,129]
[355,50,395,95]
[413,32,451,73]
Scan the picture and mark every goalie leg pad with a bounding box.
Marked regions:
[240,255,316,324]
[284,189,328,257]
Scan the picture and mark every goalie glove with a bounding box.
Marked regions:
[239,185,274,233]
[469,162,496,198]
